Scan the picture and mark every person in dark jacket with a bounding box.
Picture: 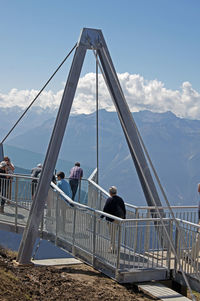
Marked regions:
[102,186,126,253]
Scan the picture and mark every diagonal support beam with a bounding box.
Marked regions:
[17,45,87,264]
[97,32,162,208]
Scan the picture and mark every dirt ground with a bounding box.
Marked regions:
[0,247,154,301]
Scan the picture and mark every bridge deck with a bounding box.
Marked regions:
[0,179,199,292]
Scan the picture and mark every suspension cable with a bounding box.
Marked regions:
[1,43,77,144]
[96,50,99,184]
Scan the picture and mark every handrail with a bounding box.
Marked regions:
[88,168,98,181]
[0,173,197,210]
[126,204,198,209]
[176,218,200,228]
[52,182,175,223]
[88,177,198,211]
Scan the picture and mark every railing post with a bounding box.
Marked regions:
[99,191,102,210]
[167,219,173,277]
[115,221,122,280]
[174,225,179,276]
[144,210,151,251]
[134,208,139,251]
[92,212,97,266]
[72,206,77,255]
[14,177,19,232]
[55,194,59,245]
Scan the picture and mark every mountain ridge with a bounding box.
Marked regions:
[2,108,200,206]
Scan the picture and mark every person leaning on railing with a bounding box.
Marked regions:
[4,156,15,200]
[56,171,72,199]
[69,162,83,201]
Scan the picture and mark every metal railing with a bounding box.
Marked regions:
[43,184,173,274]
[0,171,199,283]
[87,173,199,223]
[174,219,200,279]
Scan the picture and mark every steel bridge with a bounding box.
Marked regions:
[0,172,199,292]
[0,28,200,299]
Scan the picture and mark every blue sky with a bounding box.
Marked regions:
[1,0,200,119]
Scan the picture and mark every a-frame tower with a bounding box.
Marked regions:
[17,28,162,264]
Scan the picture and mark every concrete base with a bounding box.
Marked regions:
[138,282,190,301]
[13,259,34,267]
[31,258,82,266]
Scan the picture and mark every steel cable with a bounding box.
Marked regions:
[1,43,77,144]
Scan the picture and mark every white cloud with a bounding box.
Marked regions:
[1,72,200,119]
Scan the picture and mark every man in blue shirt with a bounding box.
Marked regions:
[57,171,72,199]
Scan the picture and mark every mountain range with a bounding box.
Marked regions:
[1,107,200,206]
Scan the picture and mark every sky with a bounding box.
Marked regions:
[1,0,200,119]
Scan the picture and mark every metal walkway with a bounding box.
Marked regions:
[0,171,200,293]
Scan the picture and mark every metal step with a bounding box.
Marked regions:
[138,282,190,301]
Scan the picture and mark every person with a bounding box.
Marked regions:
[0,161,7,213]
[69,162,83,200]
[56,171,72,199]
[31,163,42,198]
[4,156,14,175]
[56,171,72,231]
[4,156,15,200]
[101,186,126,253]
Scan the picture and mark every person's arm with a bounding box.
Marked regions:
[9,163,15,172]
[80,168,83,180]
[57,181,61,190]
[100,199,110,218]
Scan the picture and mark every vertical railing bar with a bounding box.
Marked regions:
[153,223,156,267]
[115,221,122,279]
[55,194,59,246]
[72,206,77,255]
[146,220,150,268]
[14,177,19,231]
[133,209,138,251]
[167,220,172,277]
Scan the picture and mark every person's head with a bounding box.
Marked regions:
[4,156,10,163]
[37,163,42,168]
[109,186,117,196]
[0,161,7,170]
[57,171,65,180]
[75,162,80,167]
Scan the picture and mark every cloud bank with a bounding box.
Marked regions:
[1,72,200,119]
